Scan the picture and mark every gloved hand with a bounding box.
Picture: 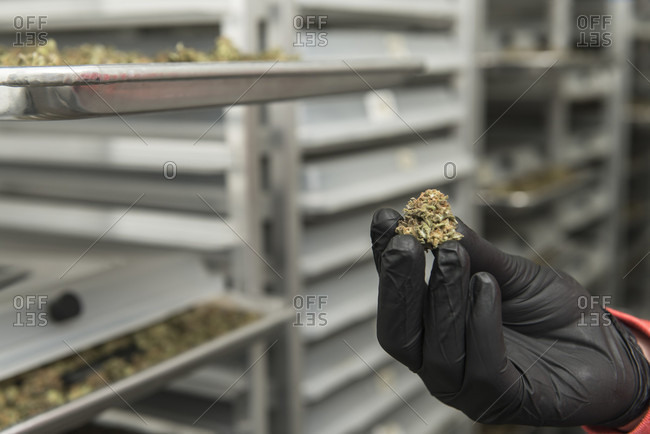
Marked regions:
[371,208,650,427]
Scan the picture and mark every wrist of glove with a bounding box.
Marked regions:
[604,313,650,428]
[371,208,650,427]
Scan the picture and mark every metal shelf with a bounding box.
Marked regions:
[630,102,650,126]
[301,197,402,278]
[300,290,375,343]
[302,318,391,403]
[0,109,227,140]
[478,170,594,209]
[0,197,239,250]
[0,2,477,433]
[627,11,650,310]
[560,131,613,166]
[557,183,611,233]
[2,294,293,434]
[289,2,475,430]
[551,240,611,290]
[300,168,460,215]
[130,390,239,433]
[370,391,466,434]
[635,21,650,41]
[168,363,249,401]
[301,262,378,343]
[0,60,424,120]
[0,252,224,381]
[0,132,231,173]
[297,0,459,25]
[487,217,564,261]
[0,166,229,214]
[88,408,216,434]
[0,0,231,31]
[295,29,462,74]
[301,238,370,279]
[305,360,425,434]
[479,50,613,69]
[561,68,617,101]
[300,139,473,215]
[298,102,462,153]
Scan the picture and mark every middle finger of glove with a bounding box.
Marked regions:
[419,241,471,395]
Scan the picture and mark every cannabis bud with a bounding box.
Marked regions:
[395,189,463,250]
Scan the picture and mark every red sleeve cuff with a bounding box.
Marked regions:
[583,309,650,433]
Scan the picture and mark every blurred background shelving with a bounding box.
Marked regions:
[291,1,477,433]
[476,0,631,304]
[0,0,647,433]
[624,0,650,317]
[0,2,289,433]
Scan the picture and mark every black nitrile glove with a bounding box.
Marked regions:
[370,208,650,427]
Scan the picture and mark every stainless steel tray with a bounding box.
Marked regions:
[0,60,424,120]
[2,294,293,434]
[478,171,593,209]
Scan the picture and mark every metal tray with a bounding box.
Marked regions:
[0,252,226,381]
[297,0,458,25]
[0,132,231,172]
[296,29,460,74]
[302,317,391,403]
[305,359,424,434]
[370,390,466,434]
[0,196,239,250]
[478,170,593,209]
[1,294,293,434]
[300,138,473,215]
[301,261,378,343]
[0,60,424,120]
[0,166,229,215]
[297,84,461,152]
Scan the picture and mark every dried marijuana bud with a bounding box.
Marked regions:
[0,302,259,430]
[395,189,463,250]
[161,42,212,63]
[0,37,296,66]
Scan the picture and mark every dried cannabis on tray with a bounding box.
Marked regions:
[0,37,295,67]
[395,189,463,250]
[0,303,258,430]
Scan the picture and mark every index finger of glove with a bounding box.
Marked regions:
[377,234,426,371]
[371,208,403,273]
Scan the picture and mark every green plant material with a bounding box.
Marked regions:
[494,167,570,193]
[162,42,212,62]
[0,36,296,66]
[0,303,259,430]
[63,43,150,65]
[395,189,463,250]
[213,37,241,61]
